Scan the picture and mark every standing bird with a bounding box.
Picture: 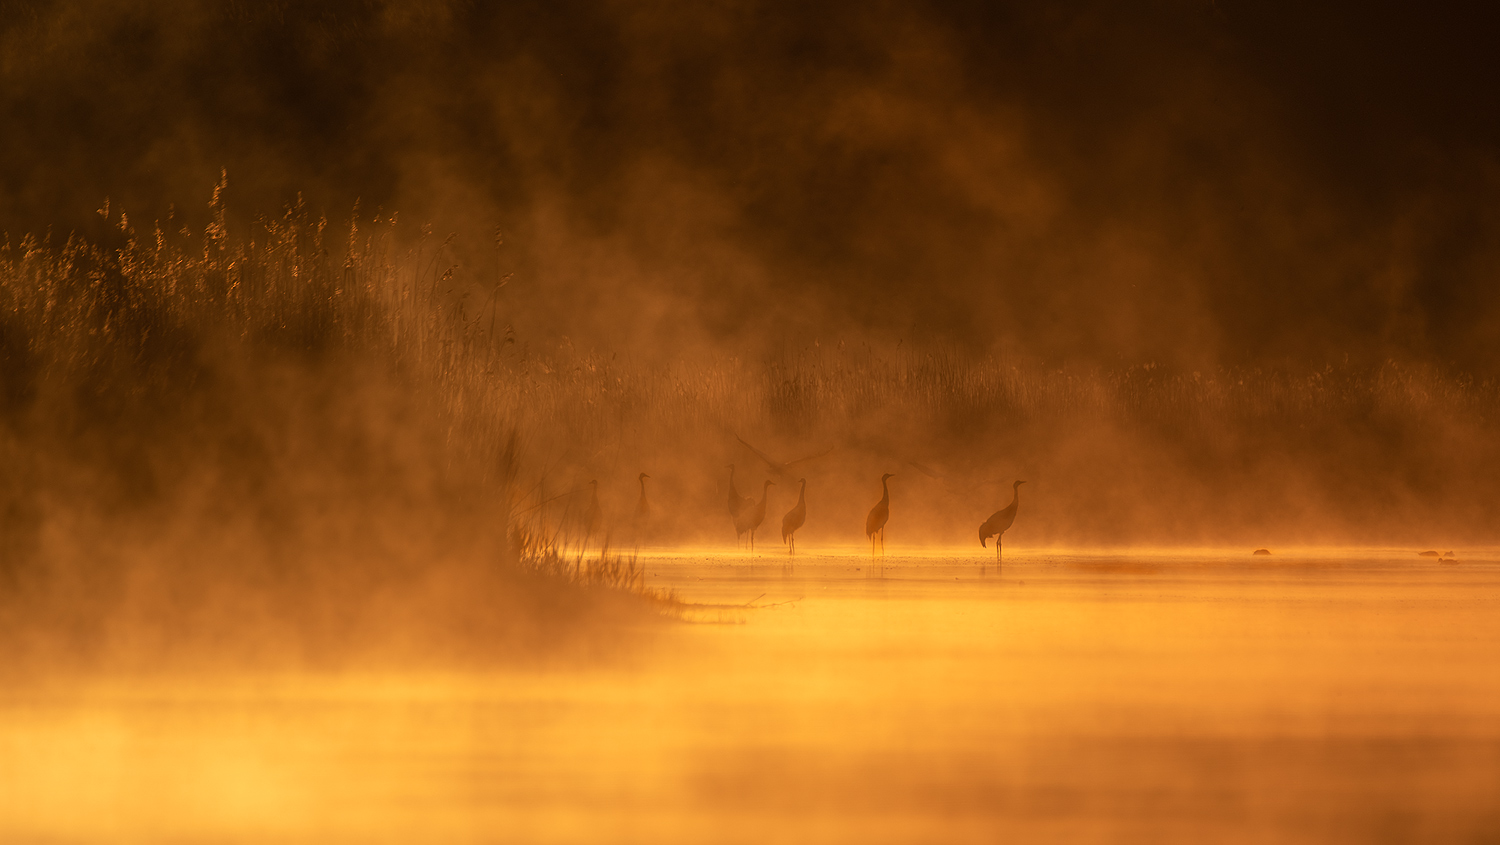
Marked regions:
[980,480,1026,569]
[726,464,752,546]
[727,464,752,518]
[633,472,651,546]
[865,473,894,556]
[635,473,651,523]
[735,479,774,554]
[782,478,807,555]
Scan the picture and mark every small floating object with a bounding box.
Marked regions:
[1439,557,1459,564]
[1252,548,1271,556]
[1419,550,1440,557]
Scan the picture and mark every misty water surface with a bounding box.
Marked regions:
[3,550,1499,844]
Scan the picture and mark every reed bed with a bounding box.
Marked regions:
[4,182,1499,589]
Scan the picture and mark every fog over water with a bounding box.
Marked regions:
[0,3,1498,641]
[6,553,1500,843]
[5,5,1500,842]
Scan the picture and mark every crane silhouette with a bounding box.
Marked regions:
[726,464,753,546]
[735,479,774,554]
[632,472,651,547]
[980,480,1025,569]
[635,473,651,523]
[865,473,894,556]
[727,464,752,517]
[782,478,806,555]
[735,433,833,482]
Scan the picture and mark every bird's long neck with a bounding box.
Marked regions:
[760,481,772,505]
[879,477,889,505]
[639,476,647,495]
[1009,484,1020,509]
[797,481,806,506]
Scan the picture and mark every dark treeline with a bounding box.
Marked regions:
[3,1,1500,369]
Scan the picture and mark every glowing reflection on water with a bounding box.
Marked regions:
[4,552,1500,843]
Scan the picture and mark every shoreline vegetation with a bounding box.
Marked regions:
[3,181,1499,663]
[0,180,676,668]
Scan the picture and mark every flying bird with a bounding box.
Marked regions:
[980,480,1026,568]
[906,460,945,480]
[735,479,774,554]
[907,459,1009,499]
[782,478,807,555]
[735,433,833,482]
[865,473,894,556]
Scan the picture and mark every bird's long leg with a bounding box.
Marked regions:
[881,528,888,576]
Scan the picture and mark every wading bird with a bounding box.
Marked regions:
[735,433,834,482]
[980,480,1025,569]
[726,464,753,546]
[782,478,807,555]
[727,464,752,518]
[632,472,651,546]
[635,473,651,523]
[735,479,774,554]
[865,473,894,556]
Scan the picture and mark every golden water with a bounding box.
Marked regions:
[4,550,1500,843]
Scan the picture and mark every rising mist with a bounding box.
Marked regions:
[3,1,1500,659]
[4,1,1500,365]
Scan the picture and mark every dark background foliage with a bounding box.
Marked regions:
[3,0,1499,367]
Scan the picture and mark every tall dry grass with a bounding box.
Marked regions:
[0,179,674,666]
[4,176,1498,632]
